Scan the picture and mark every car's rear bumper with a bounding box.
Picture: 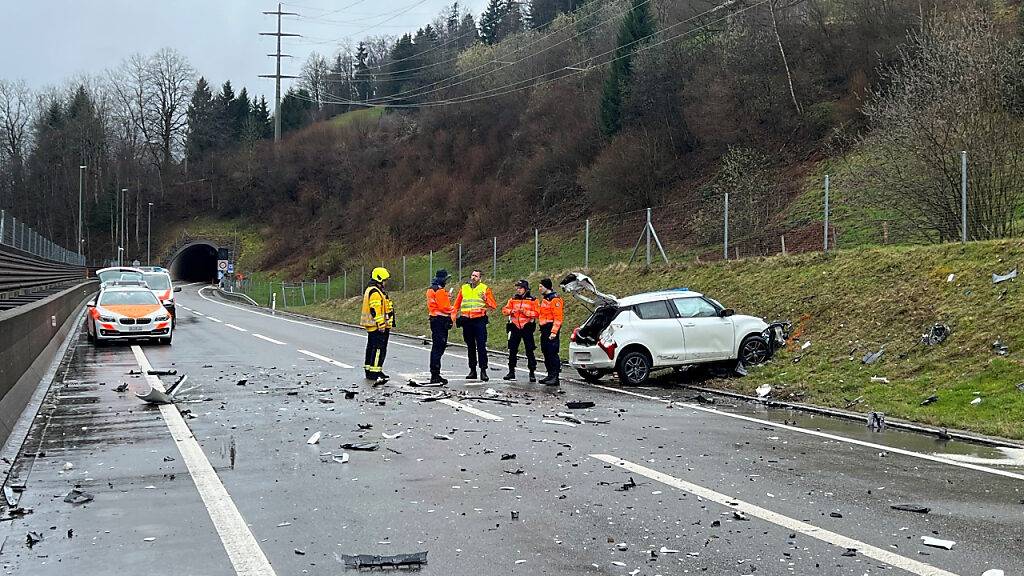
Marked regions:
[568,344,616,370]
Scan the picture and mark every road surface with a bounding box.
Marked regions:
[1,284,1021,576]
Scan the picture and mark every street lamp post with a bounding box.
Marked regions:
[78,165,86,256]
[118,246,124,267]
[147,202,153,265]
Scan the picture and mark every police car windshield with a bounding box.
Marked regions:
[98,270,143,283]
[143,273,171,290]
[99,291,160,306]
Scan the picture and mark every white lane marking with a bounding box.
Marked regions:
[178,305,192,311]
[225,323,248,332]
[132,346,276,576]
[193,311,205,317]
[584,382,1024,482]
[591,454,958,576]
[253,334,286,346]
[297,349,353,369]
[437,398,503,421]
[207,317,223,323]
[192,286,1023,481]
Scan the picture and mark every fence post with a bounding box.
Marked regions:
[492,237,497,280]
[360,266,365,289]
[781,235,787,256]
[301,281,307,306]
[313,279,317,303]
[958,150,966,241]
[327,275,331,300]
[534,229,539,273]
[458,243,463,284]
[645,208,652,266]
[823,174,830,252]
[584,219,590,271]
[402,255,407,291]
[429,250,433,281]
[723,193,729,260]
[0,210,4,245]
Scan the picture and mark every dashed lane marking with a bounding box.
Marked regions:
[590,454,958,576]
[225,323,247,332]
[297,349,353,369]
[207,317,223,323]
[132,346,277,576]
[252,334,286,345]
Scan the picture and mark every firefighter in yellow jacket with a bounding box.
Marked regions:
[361,267,395,381]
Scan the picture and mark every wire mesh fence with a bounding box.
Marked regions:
[0,209,86,266]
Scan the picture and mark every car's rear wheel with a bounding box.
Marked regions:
[576,368,607,383]
[739,335,771,366]
[617,350,652,386]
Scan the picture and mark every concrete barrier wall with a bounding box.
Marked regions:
[0,280,97,444]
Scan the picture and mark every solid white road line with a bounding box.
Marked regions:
[131,346,276,576]
[437,398,503,422]
[584,382,1024,482]
[207,317,223,323]
[297,349,353,369]
[590,454,958,576]
[253,334,286,345]
[225,323,248,332]
[191,286,1022,481]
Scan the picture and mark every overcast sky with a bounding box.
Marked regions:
[2,0,485,101]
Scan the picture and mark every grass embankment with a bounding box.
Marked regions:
[280,239,1024,439]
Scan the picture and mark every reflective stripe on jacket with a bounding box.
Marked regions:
[501,295,538,330]
[452,283,496,319]
[538,292,564,334]
[360,284,394,331]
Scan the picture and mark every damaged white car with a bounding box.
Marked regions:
[560,273,786,386]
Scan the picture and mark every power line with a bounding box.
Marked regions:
[260,2,302,143]
[300,0,436,47]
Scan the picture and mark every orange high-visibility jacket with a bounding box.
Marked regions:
[538,293,564,335]
[501,295,538,329]
[426,287,454,317]
[451,283,497,320]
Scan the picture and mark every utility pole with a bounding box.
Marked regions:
[260,3,300,143]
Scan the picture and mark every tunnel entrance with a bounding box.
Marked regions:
[169,243,219,282]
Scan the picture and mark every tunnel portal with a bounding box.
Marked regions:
[169,242,219,282]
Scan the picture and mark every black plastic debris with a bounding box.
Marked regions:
[862,347,885,365]
[1017,383,1024,393]
[339,551,428,569]
[26,531,42,548]
[408,379,444,388]
[341,442,379,451]
[992,268,1018,284]
[615,477,637,492]
[920,395,939,406]
[867,412,886,431]
[343,390,358,399]
[357,423,374,430]
[500,453,516,460]
[732,511,749,521]
[993,340,1010,356]
[841,548,857,557]
[891,503,931,514]
[921,324,950,346]
[113,382,129,393]
[294,548,306,555]
[236,379,247,386]
[829,512,843,518]
[511,511,519,520]
[63,488,94,505]
[565,401,595,410]
[147,369,177,376]
[733,361,749,377]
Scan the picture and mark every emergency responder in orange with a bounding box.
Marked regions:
[426,269,453,384]
[537,278,564,386]
[501,279,539,382]
[361,267,395,381]
[451,269,497,381]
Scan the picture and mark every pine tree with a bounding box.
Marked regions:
[281,88,314,133]
[458,12,480,49]
[497,0,526,40]
[232,87,252,139]
[529,0,585,29]
[600,0,655,136]
[185,77,219,163]
[354,42,371,101]
[479,0,506,45]
[215,81,238,146]
[386,34,419,99]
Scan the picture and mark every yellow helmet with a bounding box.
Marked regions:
[371,267,390,282]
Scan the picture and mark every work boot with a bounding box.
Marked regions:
[538,374,553,385]
[480,368,489,382]
[364,371,377,380]
[378,372,390,381]
[429,374,448,385]
[529,371,537,383]
[466,369,478,380]
[545,377,560,387]
[502,369,516,381]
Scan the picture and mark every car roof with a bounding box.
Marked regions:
[97,266,145,273]
[101,284,154,293]
[618,288,704,306]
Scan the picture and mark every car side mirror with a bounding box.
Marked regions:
[86,302,95,308]
[173,286,182,293]
[719,308,735,318]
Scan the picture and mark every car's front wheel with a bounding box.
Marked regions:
[576,368,607,383]
[617,350,652,386]
[739,335,771,366]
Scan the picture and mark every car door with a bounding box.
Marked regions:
[632,300,686,366]
[672,297,735,362]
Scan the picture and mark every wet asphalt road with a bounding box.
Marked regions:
[1,284,1022,576]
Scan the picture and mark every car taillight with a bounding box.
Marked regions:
[570,327,580,343]
[598,339,617,360]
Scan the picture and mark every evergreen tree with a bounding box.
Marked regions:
[600,0,655,136]
[185,77,218,163]
[386,34,419,99]
[529,0,585,29]
[458,12,480,49]
[215,81,238,146]
[231,87,252,139]
[354,42,371,101]
[497,0,526,40]
[479,0,506,45]
[446,3,461,36]
[252,96,273,140]
[280,88,314,133]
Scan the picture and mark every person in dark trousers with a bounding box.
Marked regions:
[537,278,564,386]
[501,279,539,382]
[425,269,454,384]
[451,269,497,381]
[360,267,395,381]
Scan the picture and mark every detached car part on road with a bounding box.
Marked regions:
[560,273,786,386]
[85,284,174,345]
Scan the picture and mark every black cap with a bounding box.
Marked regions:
[434,269,449,285]
[540,278,553,290]
[514,279,529,290]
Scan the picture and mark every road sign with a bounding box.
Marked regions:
[218,260,229,272]
[227,263,234,273]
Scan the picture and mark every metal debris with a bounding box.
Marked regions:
[993,340,1009,356]
[920,536,955,550]
[733,361,748,377]
[920,395,939,406]
[867,412,885,431]
[433,434,452,440]
[26,531,42,548]
[890,503,930,514]
[732,511,749,521]
[358,423,374,430]
[841,548,857,557]
[862,346,885,365]
[615,477,637,492]
[921,324,950,346]
[556,412,583,425]
[307,432,321,445]
[147,369,177,376]
[500,453,516,460]
[543,419,577,427]
[337,551,428,569]
[113,382,129,393]
[332,453,350,464]
[992,268,1017,284]
[341,442,379,451]
[63,488,94,505]
[565,401,595,410]
[407,379,444,388]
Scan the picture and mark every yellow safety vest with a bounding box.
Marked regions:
[360,285,394,331]
[459,283,489,317]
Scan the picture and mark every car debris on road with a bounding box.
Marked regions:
[920,536,955,549]
[920,323,950,346]
[63,488,94,505]
[337,551,428,569]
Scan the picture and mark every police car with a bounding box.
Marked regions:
[86,284,174,345]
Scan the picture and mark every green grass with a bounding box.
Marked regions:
[330,108,384,128]
[157,217,266,272]
[272,238,1024,439]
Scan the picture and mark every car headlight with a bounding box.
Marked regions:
[99,315,116,322]
[155,315,169,322]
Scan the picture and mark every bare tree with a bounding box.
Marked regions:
[300,52,331,111]
[0,79,33,201]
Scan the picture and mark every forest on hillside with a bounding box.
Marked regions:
[2,0,1023,271]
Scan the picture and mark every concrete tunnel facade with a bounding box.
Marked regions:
[168,242,220,283]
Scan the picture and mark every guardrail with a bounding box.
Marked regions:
[0,210,85,266]
[1,244,88,308]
